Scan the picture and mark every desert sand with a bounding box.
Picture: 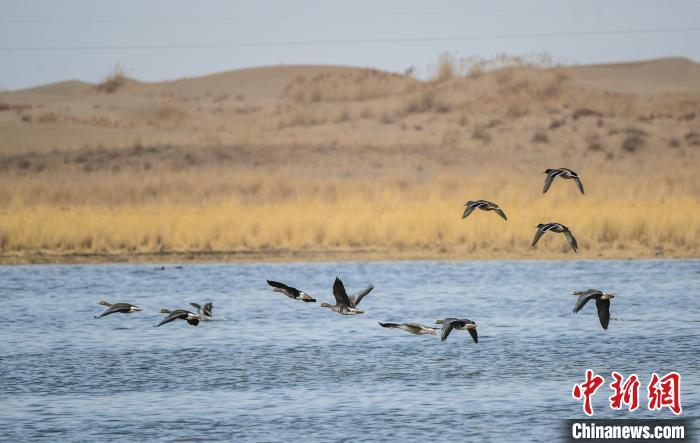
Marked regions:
[0,56,698,263]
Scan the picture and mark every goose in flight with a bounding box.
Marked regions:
[319,277,365,315]
[190,302,213,319]
[437,318,478,343]
[542,168,584,194]
[378,322,436,335]
[155,308,200,327]
[93,300,142,318]
[532,222,578,252]
[266,280,316,302]
[462,200,507,221]
[572,289,615,330]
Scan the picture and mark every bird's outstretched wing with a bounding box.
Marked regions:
[494,208,507,221]
[440,318,458,341]
[543,172,557,193]
[531,227,546,247]
[155,311,184,327]
[94,306,124,318]
[564,230,578,252]
[190,303,201,312]
[93,303,130,318]
[462,205,477,219]
[349,284,374,307]
[267,280,299,298]
[574,176,585,195]
[596,298,611,330]
[573,294,596,314]
[467,328,479,344]
[333,277,351,307]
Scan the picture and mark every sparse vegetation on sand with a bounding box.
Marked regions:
[0,56,698,263]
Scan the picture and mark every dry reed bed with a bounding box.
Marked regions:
[1,173,698,260]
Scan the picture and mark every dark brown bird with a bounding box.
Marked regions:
[572,289,615,330]
[266,280,316,302]
[543,168,584,194]
[532,222,578,252]
[436,318,478,343]
[155,309,200,327]
[93,300,142,318]
[462,200,507,221]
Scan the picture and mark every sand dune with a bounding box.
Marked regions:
[0,57,698,263]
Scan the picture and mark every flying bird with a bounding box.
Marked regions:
[437,318,478,343]
[319,277,366,315]
[462,200,507,221]
[378,322,436,335]
[155,308,200,327]
[93,300,142,318]
[542,168,584,194]
[572,289,615,330]
[190,302,213,319]
[532,222,578,252]
[266,280,316,302]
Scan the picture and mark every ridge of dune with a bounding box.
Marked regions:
[567,57,700,94]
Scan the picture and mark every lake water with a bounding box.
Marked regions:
[0,260,698,441]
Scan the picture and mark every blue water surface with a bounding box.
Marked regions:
[0,260,698,441]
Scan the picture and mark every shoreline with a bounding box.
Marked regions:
[1,247,696,265]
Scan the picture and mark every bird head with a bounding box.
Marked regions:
[160,308,172,314]
[320,302,331,308]
[98,300,110,306]
[536,223,545,228]
[132,306,143,312]
[602,292,615,300]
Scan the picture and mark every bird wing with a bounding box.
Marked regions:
[573,294,596,314]
[531,227,546,246]
[596,298,611,330]
[574,176,585,195]
[349,283,374,307]
[332,277,351,307]
[190,303,202,312]
[440,318,459,341]
[468,328,478,344]
[494,208,507,221]
[155,311,185,327]
[543,172,557,193]
[94,304,130,318]
[267,280,299,298]
[564,230,578,252]
[462,205,476,219]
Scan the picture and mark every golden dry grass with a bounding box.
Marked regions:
[1,169,698,262]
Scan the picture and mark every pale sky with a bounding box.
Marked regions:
[1,0,699,90]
